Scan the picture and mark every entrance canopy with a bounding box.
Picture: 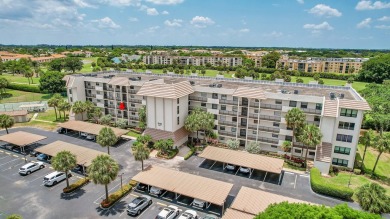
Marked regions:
[132,165,233,206]
[0,131,46,147]
[199,146,284,174]
[59,121,128,138]
[35,141,106,166]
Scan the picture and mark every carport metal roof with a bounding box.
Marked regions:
[58,121,128,137]
[0,131,47,147]
[221,209,254,219]
[230,186,309,215]
[35,141,106,166]
[199,146,284,174]
[132,165,233,206]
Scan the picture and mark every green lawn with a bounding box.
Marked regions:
[79,57,98,73]
[0,89,52,103]
[14,120,58,131]
[36,109,67,122]
[358,144,390,179]
[126,130,141,138]
[0,73,40,85]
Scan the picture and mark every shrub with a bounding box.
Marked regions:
[296,78,304,83]
[353,169,361,175]
[184,147,196,160]
[157,148,179,159]
[115,118,128,129]
[310,168,354,200]
[318,79,324,84]
[246,142,261,154]
[63,177,90,193]
[129,180,138,187]
[6,214,23,219]
[6,83,44,93]
[101,184,133,208]
[226,139,239,150]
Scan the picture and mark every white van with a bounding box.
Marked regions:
[43,171,69,186]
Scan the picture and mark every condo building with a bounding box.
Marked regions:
[64,71,370,174]
[142,55,243,67]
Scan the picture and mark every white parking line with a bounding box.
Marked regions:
[0,156,10,160]
[27,172,50,184]
[0,161,25,172]
[294,174,298,189]
[0,158,20,167]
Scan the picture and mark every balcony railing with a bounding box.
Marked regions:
[128,99,142,103]
[129,116,139,121]
[189,96,207,102]
[248,113,281,121]
[115,97,121,101]
[293,142,316,149]
[128,108,138,112]
[86,86,95,89]
[220,99,238,105]
[219,110,237,116]
[218,130,236,137]
[128,90,137,94]
[104,96,114,99]
[219,120,237,127]
[301,108,322,115]
[249,102,260,108]
[247,135,279,144]
[261,104,282,110]
[104,104,115,108]
[86,94,96,98]
[106,87,114,91]
[247,124,280,133]
[189,106,206,111]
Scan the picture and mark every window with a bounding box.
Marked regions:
[69,89,72,94]
[271,145,278,148]
[232,117,237,122]
[316,103,323,110]
[272,134,278,138]
[231,127,236,132]
[221,94,227,100]
[177,117,179,125]
[314,116,321,122]
[220,115,226,121]
[177,98,179,104]
[332,158,348,167]
[255,99,259,102]
[97,91,101,94]
[233,96,238,101]
[201,92,207,97]
[252,130,257,134]
[70,97,73,102]
[334,146,351,155]
[289,101,297,107]
[214,114,217,120]
[201,103,206,107]
[254,109,259,113]
[212,104,218,109]
[285,136,293,141]
[309,151,315,156]
[132,112,136,115]
[131,104,135,107]
[96,83,100,86]
[212,93,218,99]
[294,149,301,153]
[221,105,226,110]
[300,102,308,109]
[219,137,225,140]
[274,111,281,116]
[273,122,280,127]
[254,119,258,124]
[220,126,225,131]
[275,100,282,105]
[340,108,358,118]
[338,122,355,130]
[177,106,179,114]
[130,86,134,90]
[233,106,238,112]
[336,134,353,143]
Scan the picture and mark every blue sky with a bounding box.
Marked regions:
[0,0,390,49]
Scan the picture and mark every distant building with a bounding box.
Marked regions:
[0,110,29,123]
[143,55,243,67]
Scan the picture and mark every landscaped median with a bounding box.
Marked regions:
[184,147,196,160]
[63,177,90,193]
[310,167,354,200]
[100,180,138,209]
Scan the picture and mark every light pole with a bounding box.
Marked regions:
[118,173,124,192]
[82,162,87,179]
[348,170,353,188]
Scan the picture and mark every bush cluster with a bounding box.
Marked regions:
[310,168,354,200]
[157,148,179,159]
[63,177,90,193]
[284,155,304,164]
[184,147,196,160]
[7,83,45,93]
[101,184,133,208]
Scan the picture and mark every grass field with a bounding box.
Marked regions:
[358,144,390,179]
[14,120,58,131]
[126,130,141,138]
[36,109,67,122]
[80,57,98,73]
[0,89,52,103]
[0,73,40,85]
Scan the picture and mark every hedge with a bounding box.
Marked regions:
[157,148,179,159]
[63,177,90,193]
[310,168,354,200]
[7,83,45,93]
[184,148,196,160]
[101,183,133,208]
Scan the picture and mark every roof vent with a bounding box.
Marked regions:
[339,93,345,99]
[293,90,299,94]
[330,92,336,100]
[189,81,195,86]
[281,89,290,94]
[216,84,222,88]
[209,83,216,88]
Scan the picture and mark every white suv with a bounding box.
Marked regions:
[19,162,45,175]
[43,171,69,186]
[156,205,180,219]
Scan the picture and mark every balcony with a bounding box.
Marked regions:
[129,116,139,121]
[189,106,206,111]
[218,130,236,137]
[247,124,280,133]
[293,142,316,149]
[115,97,121,101]
[86,93,96,98]
[86,86,95,89]
[248,113,281,121]
[128,108,138,112]
[220,99,238,105]
[106,87,114,91]
[219,110,237,116]
[261,104,282,110]
[247,135,278,144]
[219,120,237,127]
[104,96,114,100]
[104,104,115,108]
[189,96,207,102]
[128,90,137,94]
[128,99,142,103]
[301,108,322,115]
[249,102,260,108]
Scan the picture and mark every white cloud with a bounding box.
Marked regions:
[303,22,334,30]
[239,28,250,33]
[308,4,342,17]
[146,8,159,15]
[164,19,183,27]
[357,18,372,28]
[146,25,160,32]
[263,31,284,38]
[99,0,141,7]
[297,0,304,4]
[73,0,96,8]
[91,17,120,29]
[145,0,184,5]
[378,16,390,21]
[161,10,169,15]
[129,17,138,22]
[375,24,390,29]
[356,0,390,10]
[190,16,215,28]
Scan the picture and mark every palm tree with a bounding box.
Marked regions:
[300,124,323,167]
[0,114,14,134]
[88,155,119,202]
[89,107,102,123]
[51,150,77,188]
[48,93,62,120]
[356,183,390,214]
[371,133,390,177]
[133,142,150,171]
[72,101,85,121]
[184,109,201,143]
[359,129,374,172]
[97,127,118,155]
[285,108,306,158]
[58,100,71,121]
[84,101,95,118]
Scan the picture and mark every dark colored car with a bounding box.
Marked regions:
[37,154,50,163]
[57,127,65,134]
[29,150,41,157]
[136,183,148,192]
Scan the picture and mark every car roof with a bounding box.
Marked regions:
[21,162,35,168]
[184,210,197,215]
[158,208,172,217]
[45,171,62,177]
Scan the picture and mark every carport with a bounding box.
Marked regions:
[35,140,106,167]
[199,146,284,184]
[58,121,128,138]
[0,131,47,153]
[132,165,233,213]
[222,209,254,219]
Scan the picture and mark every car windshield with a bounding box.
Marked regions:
[181,213,191,217]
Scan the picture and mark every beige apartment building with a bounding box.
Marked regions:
[143,55,243,67]
[277,57,368,74]
[64,71,370,174]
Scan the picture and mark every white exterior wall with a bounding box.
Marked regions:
[172,96,189,132]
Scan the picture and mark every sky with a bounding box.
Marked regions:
[0,0,390,49]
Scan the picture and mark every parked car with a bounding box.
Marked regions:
[136,183,148,192]
[202,214,219,219]
[225,164,236,171]
[178,210,198,219]
[86,134,95,140]
[192,199,205,208]
[80,132,88,137]
[156,205,180,219]
[37,154,50,162]
[239,167,251,174]
[5,144,19,152]
[19,161,45,175]
[43,171,70,186]
[57,127,65,134]
[127,195,152,216]
[150,186,164,196]
[72,165,86,174]
[30,150,40,157]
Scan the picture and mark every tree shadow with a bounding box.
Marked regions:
[60,188,86,200]
[95,200,127,217]
[0,93,13,99]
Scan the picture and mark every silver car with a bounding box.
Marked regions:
[127,195,152,216]
[225,164,235,171]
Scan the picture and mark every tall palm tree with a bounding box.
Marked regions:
[88,155,119,202]
[184,109,201,143]
[97,127,118,155]
[48,93,62,120]
[0,114,14,134]
[372,133,390,177]
[356,183,390,214]
[72,101,85,121]
[300,124,322,167]
[285,108,306,158]
[84,101,95,118]
[51,150,77,188]
[133,143,150,171]
[359,129,374,172]
[58,100,71,121]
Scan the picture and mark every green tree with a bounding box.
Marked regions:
[99,114,112,125]
[371,132,390,177]
[97,127,118,155]
[138,106,147,130]
[285,108,306,158]
[154,138,174,156]
[47,93,63,120]
[313,73,320,81]
[0,77,9,94]
[87,155,119,202]
[57,99,71,121]
[356,183,390,214]
[133,142,150,171]
[51,150,77,188]
[226,139,239,150]
[184,108,214,143]
[84,101,95,117]
[72,101,86,121]
[48,59,65,72]
[115,118,127,129]
[359,129,374,172]
[358,54,390,83]
[300,124,323,167]
[281,141,292,152]
[64,57,83,73]
[246,141,261,154]
[89,107,102,123]
[0,114,14,134]
[39,71,65,94]
[6,214,23,219]
[162,68,167,73]
[296,78,304,83]
[261,51,281,68]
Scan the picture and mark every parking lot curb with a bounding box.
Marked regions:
[99,188,134,210]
